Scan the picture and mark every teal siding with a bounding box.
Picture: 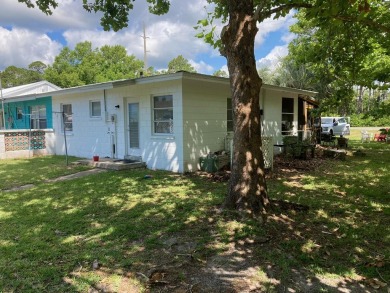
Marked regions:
[1,96,53,129]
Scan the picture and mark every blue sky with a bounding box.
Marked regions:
[0,0,296,75]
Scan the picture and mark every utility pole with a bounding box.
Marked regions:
[142,23,149,75]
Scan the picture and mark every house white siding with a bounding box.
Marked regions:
[260,87,299,147]
[51,78,185,172]
[182,78,231,172]
[127,79,184,172]
[48,73,316,173]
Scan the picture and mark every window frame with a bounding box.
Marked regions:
[61,103,73,132]
[152,94,174,135]
[30,105,47,129]
[281,97,294,136]
[89,100,102,118]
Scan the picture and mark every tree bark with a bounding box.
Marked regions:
[357,85,364,113]
[221,0,269,216]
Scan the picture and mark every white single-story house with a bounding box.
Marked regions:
[48,72,317,173]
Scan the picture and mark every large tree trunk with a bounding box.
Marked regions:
[221,0,269,216]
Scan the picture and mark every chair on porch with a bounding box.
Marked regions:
[361,131,370,143]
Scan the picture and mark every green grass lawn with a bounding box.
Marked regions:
[0,156,91,190]
[0,143,389,292]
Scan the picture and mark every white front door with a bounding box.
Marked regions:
[127,100,141,157]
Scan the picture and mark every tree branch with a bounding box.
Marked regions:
[254,3,313,22]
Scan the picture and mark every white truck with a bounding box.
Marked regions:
[319,117,351,136]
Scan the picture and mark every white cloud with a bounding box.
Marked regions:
[0,0,298,76]
[0,0,101,32]
[62,20,211,71]
[0,27,62,70]
[190,60,214,74]
[0,0,215,72]
[257,45,289,70]
[255,11,295,46]
[281,32,296,43]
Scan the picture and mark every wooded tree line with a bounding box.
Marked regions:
[256,6,389,118]
[5,39,387,118]
[0,42,197,89]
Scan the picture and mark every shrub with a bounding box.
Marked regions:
[350,113,390,127]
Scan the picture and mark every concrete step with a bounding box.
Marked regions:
[76,158,146,171]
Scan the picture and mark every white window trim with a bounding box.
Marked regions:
[30,105,47,130]
[61,103,73,133]
[152,94,174,135]
[89,100,102,118]
[281,97,295,136]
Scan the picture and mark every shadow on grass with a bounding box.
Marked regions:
[265,142,389,291]
[0,144,389,292]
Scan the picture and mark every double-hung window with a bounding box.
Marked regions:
[61,104,73,132]
[153,95,173,134]
[90,100,101,118]
[30,105,47,129]
[281,97,294,135]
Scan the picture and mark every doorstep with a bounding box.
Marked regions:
[76,158,146,171]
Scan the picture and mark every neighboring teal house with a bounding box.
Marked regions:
[0,81,61,130]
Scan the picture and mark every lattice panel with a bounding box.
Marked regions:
[261,136,274,170]
[5,131,46,151]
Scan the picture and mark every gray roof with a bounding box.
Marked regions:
[1,80,61,100]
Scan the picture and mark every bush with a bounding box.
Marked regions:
[350,113,390,127]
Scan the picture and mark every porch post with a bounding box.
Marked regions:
[0,74,6,130]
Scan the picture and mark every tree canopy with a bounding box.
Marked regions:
[167,55,196,74]
[284,6,390,114]
[0,62,45,88]
[44,41,144,88]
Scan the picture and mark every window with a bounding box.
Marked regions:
[90,100,101,118]
[153,95,173,134]
[227,98,233,132]
[16,107,23,120]
[61,104,73,131]
[281,97,294,135]
[30,105,47,129]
